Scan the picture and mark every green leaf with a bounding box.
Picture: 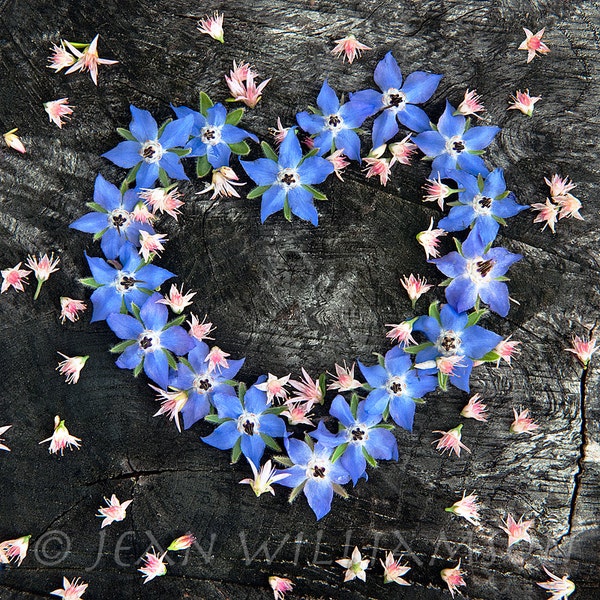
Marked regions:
[196,155,211,178]
[163,349,178,370]
[289,481,306,503]
[79,277,101,289]
[199,92,214,116]
[428,301,441,322]
[86,202,108,213]
[246,185,270,199]
[117,127,136,141]
[260,434,282,452]
[110,339,136,354]
[261,141,278,161]
[225,108,244,126]
[362,446,378,468]
[170,147,192,157]
[403,342,434,354]
[231,437,242,463]
[301,184,327,201]
[228,140,251,155]
[158,168,170,187]
[438,371,448,391]
[92,227,109,241]
[331,442,349,463]
[133,361,144,378]
[283,197,292,221]
[466,308,488,327]
[157,118,173,138]
[164,315,186,329]
[303,434,314,451]
[350,393,359,419]
[238,381,247,402]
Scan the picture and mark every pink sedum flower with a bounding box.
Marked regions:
[385,320,417,347]
[331,34,371,64]
[131,201,156,224]
[281,401,316,426]
[139,231,168,262]
[289,368,323,405]
[225,61,270,109]
[327,149,350,180]
[432,424,471,457]
[494,335,521,366]
[401,274,433,307]
[50,576,88,599]
[40,415,82,455]
[0,425,11,452]
[26,252,60,299]
[445,491,481,525]
[197,11,224,43]
[336,546,369,582]
[531,199,559,233]
[256,373,290,404]
[519,27,550,63]
[565,335,597,368]
[56,353,89,384]
[269,117,290,147]
[389,134,418,166]
[422,175,455,210]
[97,494,132,528]
[537,566,576,600]
[44,98,74,128]
[545,174,577,199]
[139,186,184,219]
[239,459,289,497]
[441,560,466,598]
[167,533,196,552]
[59,297,87,324]
[139,548,167,584]
[197,166,245,200]
[380,551,411,585]
[363,154,392,186]
[327,361,362,392]
[157,283,196,314]
[150,384,189,432]
[64,34,118,85]
[417,217,447,260]
[508,89,541,116]
[1,262,30,293]
[3,128,26,153]
[206,346,230,372]
[0,535,31,567]
[436,354,466,377]
[455,89,485,118]
[500,512,534,547]
[187,313,215,341]
[510,406,539,434]
[48,42,75,72]
[461,394,488,422]
[555,194,583,220]
[269,576,294,600]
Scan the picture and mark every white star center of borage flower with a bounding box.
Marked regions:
[237,412,260,436]
[348,425,369,444]
[110,208,131,231]
[277,168,301,189]
[436,330,462,356]
[325,113,344,133]
[306,458,329,480]
[445,135,466,156]
[137,330,161,352]
[386,376,406,396]
[139,140,164,163]
[115,271,138,293]
[472,193,494,215]
[200,126,222,146]
[382,88,406,112]
[193,373,214,394]
[466,257,495,283]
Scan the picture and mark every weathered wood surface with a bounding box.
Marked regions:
[0,0,599,598]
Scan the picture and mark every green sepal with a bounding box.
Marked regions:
[129,302,141,321]
[350,393,359,419]
[403,342,434,354]
[164,315,186,329]
[496,190,510,200]
[246,185,271,199]
[163,349,178,370]
[133,361,144,378]
[382,403,390,421]
[93,227,109,241]
[362,446,378,468]
[205,414,228,425]
[228,140,251,155]
[69,42,90,49]
[464,117,472,131]
[493,215,508,226]
[260,434,282,452]
[375,423,396,430]
[120,296,128,314]
[79,277,101,289]
[123,162,141,188]
[298,147,319,164]
[301,184,327,201]
[231,437,242,463]
[439,277,453,287]
[196,155,211,178]
[453,237,464,255]
[86,201,108,213]
[179,356,193,371]
[237,381,247,402]
[225,108,244,126]
[274,455,294,467]
[428,301,441,322]
[361,383,374,392]
[477,173,485,192]
[437,371,448,391]
[199,92,214,116]
[303,434,314,451]
[264,405,286,415]
[283,197,292,221]
[117,127,136,141]
[109,339,136,354]
[375,352,385,368]
[330,443,349,463]
[332,483,349,498]
[469,149,486,155]
[318,373,327,402]
[495,275,511,282]
[466,308,488,327]
[158,168,170,187]
[480,350,501,362]
[170,147,192,157]
[289,480,306,503]
[157,118,172,138]
[261,141,278,161]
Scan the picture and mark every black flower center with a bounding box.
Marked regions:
[478,196,493,209]
[312,465,326,478]
[388,93,404,107]
[452,140,465,153]
[390,382,404,394]
[242,420,255,435]
[119,275,137,290]
[204,128,216,141]
[328,115,341,127]
[112,214,127,228]
[351,427,366,441]
[282,173,296,185]
[441,335,458,352]
[197,378,211,391]
[476,259,494,277]
[142,146,156,159]
[139,336,154,349]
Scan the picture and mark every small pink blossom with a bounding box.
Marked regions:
[150,384,189,432]
[545,174,577,199]
[64,35,118,85]
[0,425,11,452]
[565,335,597,368]
[97,494,132,528]
[225,61,270,109]
[44,98,74,129]
[417,217,447,259]
[401,274,433,307]
[331,34,371,64]
[445,491,481,525]
[363,153,392,186]
[432,424,471,457]
[460,394,488,422]
[494,335,521,366]
[139,230,168,262]
[455,89,485,118]
[327,149,350,180]
[26,252,60,299]
[138,548,167,584]
[167,533,196,552]
[422,175,454,210]
[336,546,369,582]
[47,42,75,72]
[256,373,291,404]
[555,194,583,220]
[131,201,156,224]
[537,566,576,600]
[436,354,466,377]
[59,297,87,324]
[510,406,539,434]
[327,361,362,392]
[519,27,550,63]
[1,262,30,293]
[0,535,30,567]
[531,199,559,233]
[197,11,224,43]
[508,89,541,116]
[269,117,290,147]
[206,346,230,372]
[239,459,289,497]
[280,401,316,426]
[269,576,294,600]
[3,128,26,153]
[40,415,82,455]
[385,320,417,346]
[389,134,418,166]
[50,576,88,599]
[56,353,89,384]
[500,512,534,547]
[441,560,466,598]
[139,187,184,219]
[380,551,411,586]
[289,368,323,405]
[157,283,196,314]
[197,166,245,200]
[187,313,215,341]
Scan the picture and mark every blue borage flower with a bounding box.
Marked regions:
[240,128,334,225]
[311,394,398,485]
[107,292,195,389]
[296,80,372,162]
[70,174,154,259]
[432,234,522,317]
[102,105,194,189]
[169,341,245,430]
[413,101,500,179]
[83,242,175,322]
[276,437,351,520]
[411,303,502,392]
[350,51,442,147]
[438,168,529,246]
[358,346,437,431]
[202,378,287,467]
[172,93,258,176]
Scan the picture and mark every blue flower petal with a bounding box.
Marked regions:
[413,315,441,342]
[450,170,480,198]
[461,325,502,358]
[440,304,469,331]
[374,51,403,91]
[160,152,188,181]
[384,345,412,376]
[397,104,431,133]
[413,130,446,157]
[296,112,325,135]
[286,438,312,466]
[340,444,366,486]
[206,143,231,169]
[107,313,143,340]
[479,281,510,317]
[406,370,439,398]
[317,80,340,115]
[431,251,467,278]
[329,395,354,428]
[446,277,478,313]
[244,386,268,413]
[213,393,243,420]
[129,106,158,142]
[312,130,334,157]
[401,71,442,104]
[260,185,286,223]
[493,193,529,218]
[161,326,194,355]
[90,286,122,322]
[94,174,122,211]
[471,216,500,246]
[365,427,398,460]
[438,205,475,232]
[456,152,489,177]
[335,128,362,162]
[144,349,169,388]
[363,387,391,415]
[297,156,334,185]
[207,103,227,127]
[437,101,464,139]
[449,359,473,392]
[348,89,383,114]
[222,124,257,144]
[217,357,245,381]
[186,137,208,158]
[312,421,344,447]
[260,413,287,438]
[276,465,307,488]
[288,187,319,226]
[278,129,303,169]
[171,105,204,133]
[102,141,142,168]
[100,228,123,260]
[389,395,416,431]
[187,342,209,370]
[116,343,142,370]
[202,420,239,451]
[70,212,109,234]
[461,230,487,258]
[463,126,500,151]
[338,101,372,129]
[181,394,211,429]
[356,402,382,427]
[357,360,387,388]
[140,293,169,330]
[483,168,506,198]
[241,434,266,468]
[304,478,334,520]
[136,161,159,188]
[431,153,457,179]
[372,110,399,148]
[159,115,194,149]
[241,158,278,187]
[135,264,175,290]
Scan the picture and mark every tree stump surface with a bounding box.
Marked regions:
[0,0,599,598]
